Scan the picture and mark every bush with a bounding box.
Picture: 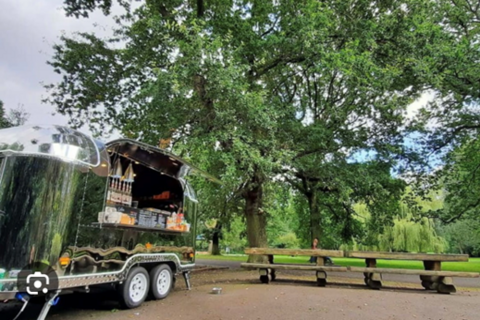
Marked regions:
[273,232,300,249]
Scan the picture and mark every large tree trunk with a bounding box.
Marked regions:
[244,174,268,263]
[211,223,222,255]
[307,190,322,247]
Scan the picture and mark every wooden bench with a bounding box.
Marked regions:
[344,251,479,293]
[242,248,480,294]
[241,248,345,286]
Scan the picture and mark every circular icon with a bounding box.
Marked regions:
[16,261,59,296]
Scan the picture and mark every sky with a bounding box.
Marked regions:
[0,0,433,140]
[0,0,118,136]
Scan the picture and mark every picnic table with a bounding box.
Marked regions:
[242,247,345,286]
[241,248,480,294]
[344,251,478,293]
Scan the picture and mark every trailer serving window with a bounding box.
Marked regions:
[99,140,195,233]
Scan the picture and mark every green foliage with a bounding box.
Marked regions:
[406,1,480,225]
[378,216,446,253]
[0,100,12,129]
[272,232,300,249]
[220,216,247,254]
[439,219,480,256]
[349,190,448,253]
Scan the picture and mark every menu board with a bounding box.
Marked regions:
[106,204,172,229]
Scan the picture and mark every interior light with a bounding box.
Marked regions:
[101,163,107,167]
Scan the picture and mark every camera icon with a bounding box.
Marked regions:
[17,261,59,296]
[26,271,50,295]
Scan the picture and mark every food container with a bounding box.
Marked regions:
[104,211,123,223]
[166,217,174,229]
[98,211,105,223]
[120,213,135,225]
[211,287,222,294]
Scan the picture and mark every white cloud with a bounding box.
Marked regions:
[406,90,435,120]
[0,0,120,137]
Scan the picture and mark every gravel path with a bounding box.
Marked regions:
[1,268,479,320]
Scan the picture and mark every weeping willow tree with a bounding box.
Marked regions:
[348,195,446,253]
[377,205,446,253]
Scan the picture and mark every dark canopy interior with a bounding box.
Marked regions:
[113,154,184,211]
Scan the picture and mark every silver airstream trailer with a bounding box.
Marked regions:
[0,125,215,319]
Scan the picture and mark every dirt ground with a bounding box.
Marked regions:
[2,269,480,320]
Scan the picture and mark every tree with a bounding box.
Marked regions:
[189,172,243,255]
[47,1,308,259]
[0,101,30,128]
[440,219,480,256]
[407,0,480,223]
[46,0,466,255]
[0,100,12,128]
[377,214,445,253]
[7,104,30,126]
[270,0,447,246]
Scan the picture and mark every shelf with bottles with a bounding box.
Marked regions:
[107,158,135,207]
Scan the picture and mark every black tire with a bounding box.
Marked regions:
[149,264,174,300]
[118,266,150,309]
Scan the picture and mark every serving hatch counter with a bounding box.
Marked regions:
[95,139,198,235]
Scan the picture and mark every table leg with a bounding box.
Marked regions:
[268,254,276,281]
[316,257,327,286]
[437,276,456,294]
[421,261,456,293]
[421,261,440,290]
[316,270,327,287]
[364,258,382,289]
[259,268,270,284]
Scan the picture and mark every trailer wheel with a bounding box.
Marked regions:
[118,266,150,309]
[149,264,173,300]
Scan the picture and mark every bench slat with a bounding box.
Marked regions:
[349,267,479,278]
[245,247,344,257]
[345,251,469,262]
[241,263,348,272]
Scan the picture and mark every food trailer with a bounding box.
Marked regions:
[0,125,216,319]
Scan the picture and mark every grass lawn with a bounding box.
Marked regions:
[197,254,480,272]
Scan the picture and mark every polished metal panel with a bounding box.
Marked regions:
[0,125,105,168]
[0,156,87,273]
